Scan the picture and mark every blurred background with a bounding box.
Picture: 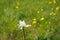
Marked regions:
[0,0,60,40]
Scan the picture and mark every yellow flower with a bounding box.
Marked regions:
[56,6,59,11]
[53,0,56,4]
[32,21,37,24]
[53,13,56,16]
[15,2,20,9]
[40,17,44,21]
[48,1,52,4]
[16,6,19,9]
[33,18,36,20]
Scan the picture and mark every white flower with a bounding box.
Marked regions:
[19,20,31,29]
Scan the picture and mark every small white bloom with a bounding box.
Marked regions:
[19,20,26,27]
[25,25,31,27]
[19,20,31,29]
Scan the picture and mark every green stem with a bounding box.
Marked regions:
[23,27,26,40]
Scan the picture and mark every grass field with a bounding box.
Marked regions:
[0,0,60,40]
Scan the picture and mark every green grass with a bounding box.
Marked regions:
[0,0,60,40]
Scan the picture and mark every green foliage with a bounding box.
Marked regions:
[0,0,60,40]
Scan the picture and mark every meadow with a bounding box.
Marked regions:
[0,0,60,40]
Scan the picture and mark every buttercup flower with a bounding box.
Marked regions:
[33,18,36,20]
[56,6,59,11]
[16,6,19,9]
[53,13,56,16]
[32,21,37,24]
[40,17,44,21]
[53,0,56,4]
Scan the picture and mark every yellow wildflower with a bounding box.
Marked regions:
[53,13,56,16]
[16,2,20,9]
[32,21,37,24]
[56,6,59,11]
[33,18,36,20]
[40,17,44,21]
[16,6,19,9]
[53,0,56,4]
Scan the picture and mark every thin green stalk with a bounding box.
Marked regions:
[23,27,26,40]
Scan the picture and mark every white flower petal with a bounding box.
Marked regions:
[19,20,31,29]
[25,25,31,27]
[19,20,26,26]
